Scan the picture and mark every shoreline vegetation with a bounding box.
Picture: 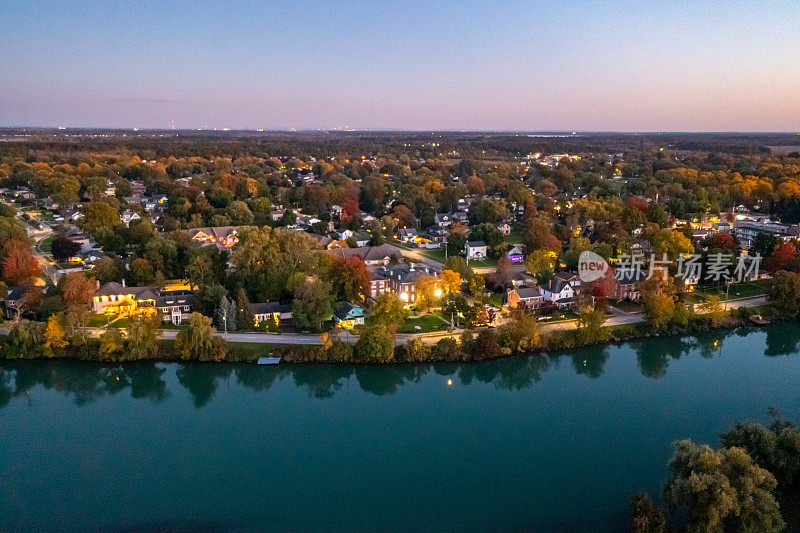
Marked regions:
[0,301,779,365]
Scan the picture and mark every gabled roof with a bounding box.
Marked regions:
[95,282,158,301]
[467,240,487,247]
[335,301,364,320]
[540,278,571,294]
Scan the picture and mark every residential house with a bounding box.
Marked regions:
[367,267,391,299]
[507,244,524,263]
[506,287,543,311]
[252,302,293,327]
[334,302,365,328]
[382,262,440,303]
[92,282,158,315]
[539,278,576,308]
[121,209,141,227]
[156,290,195,325]
[466,241,487,260]
[186,226,240,249]
[398,228,418,243]
[2,285,26,318]
[329,244,400,266]
[497,222,512,235]
[434,213,453,226]
[614,270,647,301]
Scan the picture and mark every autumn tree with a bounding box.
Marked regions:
[175,312,227,361]
[2,239,40,284]
[328,256,370,302]
[99,327,125,361]
[440,269,462,294]
[43,314,68,356]
[525,249,555,282]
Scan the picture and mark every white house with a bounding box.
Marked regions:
[121,209,141,227]
[465,241,487,260]
[539,279,576,308]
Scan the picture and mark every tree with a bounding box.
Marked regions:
[51,234,81,262]
[413,274,440,312]
[235,287,254,331]
[43,314,67,355]
[489,256,514,290]
[766,242,799,273]
[768,270,800,318]
[642,291,675,330]
[522,215,561,254]
[630,493,665,533]
[652,229,694,260]
[99,327,125,360]
[215,296,237,333]
[126,314,162,359]
[78,198,121,238]
[370,292,407,328]
[664,439,784,532]
[354,325,394,362]
[328,256,370,302]
[575,305,609,344]
[175,312,226,361]
[440,269,462,294]
[701,294,726,325]
[60,271,96,338]
[500,312,541,352]
[525,249,556,282]
[92,255,122,283]
[130,257,155,284]
[292,278,334,332]
[2,239,40,284]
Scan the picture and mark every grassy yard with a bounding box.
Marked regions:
[398,314,449,333]
[88,313,112,327]
[39,234,54,253]
[691,279,769,302]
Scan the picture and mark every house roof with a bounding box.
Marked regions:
[329,244,399,263]
[334,301,364,320]
[515,287,542,300]
[252,301,292,315]
[467,240,486,247]
[95,282,158,301]
[540,278,571,294]
[155,291,195,308]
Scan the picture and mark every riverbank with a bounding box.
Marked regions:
[0,301,779,365]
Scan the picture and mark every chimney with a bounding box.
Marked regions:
[122,279,126,288]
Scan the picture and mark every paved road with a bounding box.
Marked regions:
[0,295,770,349]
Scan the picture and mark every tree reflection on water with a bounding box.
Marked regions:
[0,324,793,408]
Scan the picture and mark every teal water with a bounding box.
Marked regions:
[1,325,800,531]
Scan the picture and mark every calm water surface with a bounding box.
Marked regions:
[2,325,800,531]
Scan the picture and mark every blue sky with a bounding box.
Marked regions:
[1,0,799,130]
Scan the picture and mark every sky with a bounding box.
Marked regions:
[1,0,799,131]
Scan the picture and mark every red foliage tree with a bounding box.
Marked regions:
[766,242,798,273]
[330,256,371,302]
[2,239,41,285]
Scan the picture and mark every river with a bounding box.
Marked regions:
[1,325,799,531]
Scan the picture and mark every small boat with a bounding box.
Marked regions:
[749,315,771,325]
[257,356,282,365]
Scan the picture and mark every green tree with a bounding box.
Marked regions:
[235,287,254,331]
[354,325,394,362]
[99,327,125,360]
[175,312,227,361]
[768,270,800,318]
[575,305,609,344]
[664,439,784,532]
[126,314,162,360]
[630,492,665,533]
[643,292,675,330]
[370,292,407,327]
[292,278,334,332]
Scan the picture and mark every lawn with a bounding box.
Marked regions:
[398,314,449,333]
[88,313,112,327]
[39,234,54,253]
[691,280,769,302]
